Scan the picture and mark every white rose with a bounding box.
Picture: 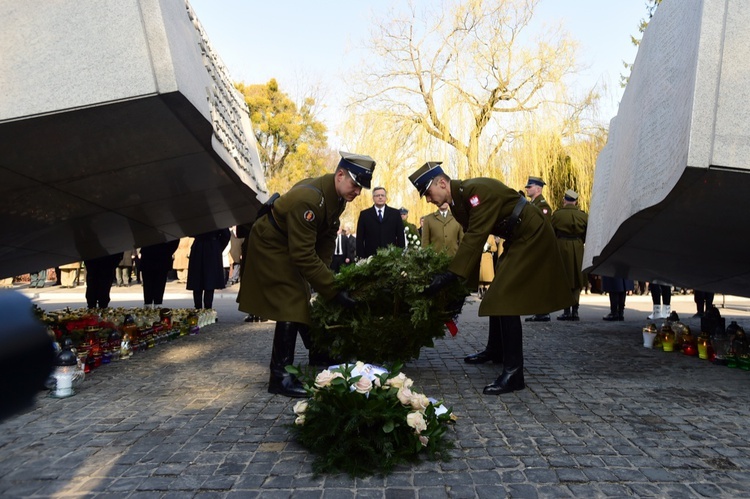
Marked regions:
[293,400,308,415]
[387,372,408,388]
[397,386,413,405]
[406,411,427,433]
[295,415,305,426]
[353,377,373,394]
[315,369,343,388]
[410,393,430,412]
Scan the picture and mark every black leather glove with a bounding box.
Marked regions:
[424,272,458,296]
[334,290,357,308]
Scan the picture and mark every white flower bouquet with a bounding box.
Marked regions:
[287,362,455,477]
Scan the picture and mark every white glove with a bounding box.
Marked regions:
[483,243,491,252]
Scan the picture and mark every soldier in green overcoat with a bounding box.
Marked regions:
[238,152,376,397]
[551,189,588,321]
[409,162,572,395]
[524,176,554,322]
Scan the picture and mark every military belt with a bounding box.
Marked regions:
[267,211,287,238]
[498,196,527,239]
[557,234,581,240]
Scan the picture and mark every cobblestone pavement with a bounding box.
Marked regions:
[2,284,750,498]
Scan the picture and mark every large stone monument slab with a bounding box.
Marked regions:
[0,0,266,277]
[583,0,750,296]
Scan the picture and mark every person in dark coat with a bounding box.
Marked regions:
[345,225,357,262]
[409,162,572,396]
[355,187,405,259]
[601,276,634,321]
[140,240,180,307]
[238,151,375,398]
[84,252,122,309]
[187,229,231,309]
[331,227,350,273]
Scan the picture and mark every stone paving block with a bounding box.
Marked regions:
[504,482,540,498]
[345,489,381,498]
[193,492,225,499]
[580,467,618,482]
[168,474,208,491]
[135,476,175,491]
[385,488,416,499]
[384,472,413,487]
[225,491,261,498]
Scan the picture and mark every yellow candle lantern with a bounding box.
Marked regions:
[661,323,676,352]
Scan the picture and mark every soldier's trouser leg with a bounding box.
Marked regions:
[268,321,306,398]
[483,316,525,395]
[298,325,335,367]
[464,316,503,364]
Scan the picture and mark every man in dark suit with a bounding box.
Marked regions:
[331,227,350,273]
[345,225,357,263]
[355,187,405,259]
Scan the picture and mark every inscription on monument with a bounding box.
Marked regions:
[187,4,259,183]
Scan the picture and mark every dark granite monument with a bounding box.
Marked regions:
[0,0,266,278]
[583,0,750,296]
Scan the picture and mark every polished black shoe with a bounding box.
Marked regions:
[464,350,502,364]
[570,313,580,322]
[268,374,307,398]
[557,312,571,321]
[525,314,551,322]
[483,369,525,395]
[602,313,624,321]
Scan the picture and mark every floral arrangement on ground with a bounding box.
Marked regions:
[310,245,468,363]
[287,361,456,477]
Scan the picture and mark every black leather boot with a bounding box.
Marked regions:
[465,316,503,364]
[483,316,525,395]
[298,326,336,367]
[571,305,580,321]
[557,308,571,321]
[525,314,550,322]
[268,322,307,398]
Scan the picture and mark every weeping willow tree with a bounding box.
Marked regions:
[502,114,606,212]
[346,0,597,180]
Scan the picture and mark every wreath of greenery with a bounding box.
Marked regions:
[310,245,468,364]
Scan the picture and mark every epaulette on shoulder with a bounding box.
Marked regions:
[293,183,325,208]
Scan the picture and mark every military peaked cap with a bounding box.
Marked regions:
[564,189,579,201]
[338,151,376,189]
[409,161,444,197]
[525,176,546,188]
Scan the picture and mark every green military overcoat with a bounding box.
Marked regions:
[237,174,344,325]
[447,179,573,316]
[531,194,553,218]
[551,205,588,291]
[421,210,464,256]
